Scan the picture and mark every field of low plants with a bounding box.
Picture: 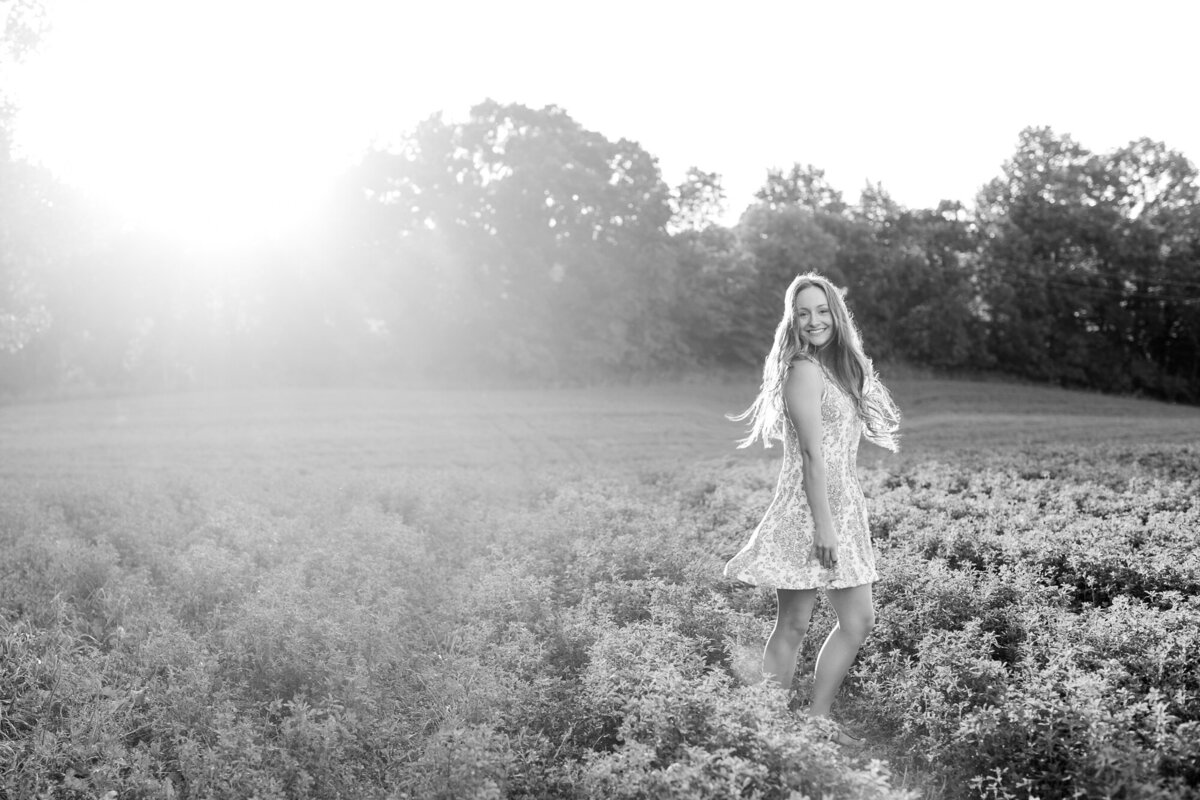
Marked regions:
[1,379,1198,798]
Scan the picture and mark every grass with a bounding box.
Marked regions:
[4,374,1197,480]
[1,373,1198,798]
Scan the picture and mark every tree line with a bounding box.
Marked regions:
[2,96,1198,401]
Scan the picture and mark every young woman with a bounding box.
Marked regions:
[725,272,900,746]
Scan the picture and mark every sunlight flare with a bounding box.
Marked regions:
[9,0,426,248]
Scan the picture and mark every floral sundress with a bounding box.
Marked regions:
[724,358,878,590]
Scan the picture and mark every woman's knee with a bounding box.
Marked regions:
[774,589,815,642]
[776,611,811,641]
[839,608,875,642]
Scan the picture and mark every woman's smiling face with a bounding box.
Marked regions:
[795,285,834,348]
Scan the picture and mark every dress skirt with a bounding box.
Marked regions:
[724,359,878,590]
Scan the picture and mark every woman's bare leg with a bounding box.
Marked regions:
[809,583,875,717]
[763,588,818,692]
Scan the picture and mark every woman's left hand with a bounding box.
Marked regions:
[812,527,838,570]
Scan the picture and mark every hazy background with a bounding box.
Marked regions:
[3,5,1200,795]
[1,0,1198,400]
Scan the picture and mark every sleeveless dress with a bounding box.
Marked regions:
[724,358,878,590]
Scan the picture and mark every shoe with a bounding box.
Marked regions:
[826,723,864,748]
[808,715,865,748]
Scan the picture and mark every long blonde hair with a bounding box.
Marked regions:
[730,272,900,451]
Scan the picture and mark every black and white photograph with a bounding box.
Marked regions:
[1,0,1198,797]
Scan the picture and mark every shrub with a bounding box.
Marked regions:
[3,440,1197,798]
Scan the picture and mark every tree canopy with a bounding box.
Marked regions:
[0,91,1197,402]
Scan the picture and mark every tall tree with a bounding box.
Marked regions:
[976,128,1105,383]
[670,167,726,233]
[732,202,840,355]
[755,163,847,215]
[1103,138,1200,396]
[350,100,679,377]
[0,0,53,362]
[814,186,983,370]
[977,127,1200,399]
[0,156,53,356]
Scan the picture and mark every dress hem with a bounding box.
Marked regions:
[727,571,878,592]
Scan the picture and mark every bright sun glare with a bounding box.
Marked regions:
[15,0,1200,252]
[11,0,416,250]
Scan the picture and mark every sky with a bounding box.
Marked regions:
[7,0,1200,246]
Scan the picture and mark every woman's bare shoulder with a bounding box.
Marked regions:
[787,355,822,377]
[784,357,824,397]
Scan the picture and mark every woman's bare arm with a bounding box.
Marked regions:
[783,360,838,569]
